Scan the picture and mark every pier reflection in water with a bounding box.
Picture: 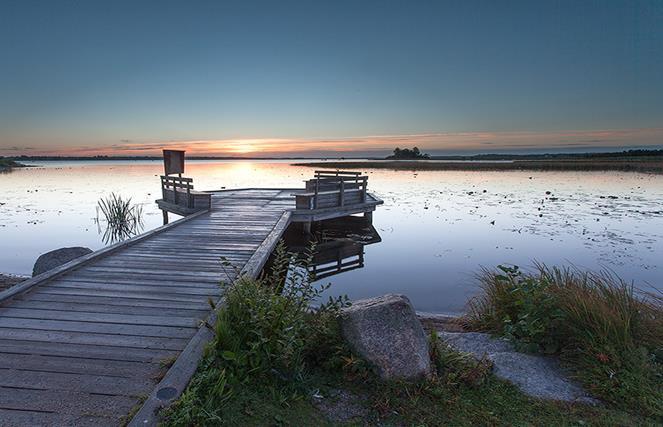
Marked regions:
[279,216,382,282]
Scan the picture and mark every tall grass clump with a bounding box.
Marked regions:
[164,242,352,426]
[465,264,663,415]
[96,193,143,243]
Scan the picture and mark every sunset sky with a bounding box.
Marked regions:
[1,1,662,157]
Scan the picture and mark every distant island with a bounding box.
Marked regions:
[386,147,430,160]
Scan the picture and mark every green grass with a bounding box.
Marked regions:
[165,354,657,426]
[161,255,661,425]
[465,264,663,417]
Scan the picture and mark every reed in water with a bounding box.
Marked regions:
[96,193,144,244]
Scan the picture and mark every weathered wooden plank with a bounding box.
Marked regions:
[0,328,189,350]
[62,273,223,285]
[0,339,177,363]
[20,292,211,310]
[48,281,221,297]
[56,275,224,288]
[34,287,212,304]
[0,387,137,420]
[0,317,196,339]
[111,250,251,260]
[95,258,228,269]
[131,242,261,251]
[0,307,204,326]
[79,266,225,278]
[0,368,154,396]
[0,352,162,378]
[6,299,209,318]
[0,408,118,427]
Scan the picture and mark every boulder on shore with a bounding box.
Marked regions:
[33,247,93,277]
[340,294,431,381]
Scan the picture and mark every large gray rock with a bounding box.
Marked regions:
[33,247,93,276]
[340,294,431,380]
[440,331,597,404]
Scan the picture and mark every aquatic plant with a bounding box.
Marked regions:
[96,193,144,244]
[465,264,663,415]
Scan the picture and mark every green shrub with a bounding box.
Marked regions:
[465,264,663,416]
[164,241,351,425]
[466,265,565,353]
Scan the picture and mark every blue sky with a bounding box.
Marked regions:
[1,0,661,156]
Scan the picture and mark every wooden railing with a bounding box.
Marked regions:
[161,175,194,207]
[160,175,210,210]
[296,170,368,210]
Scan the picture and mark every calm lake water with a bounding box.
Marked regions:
[2,160,662,314]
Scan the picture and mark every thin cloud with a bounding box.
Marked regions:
[2,128,662,156]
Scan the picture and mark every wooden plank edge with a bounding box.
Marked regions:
[0,210,210,304]
[240,211,292,277]
[129,210,293,427]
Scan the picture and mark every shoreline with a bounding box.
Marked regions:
[292,158,663,173]
[0,159,30,171]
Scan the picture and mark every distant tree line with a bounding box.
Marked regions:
[386,147,430,160]
[429,149,663,161]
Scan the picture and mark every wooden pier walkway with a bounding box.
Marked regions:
[0,173,382,426]
[0,190,297,426]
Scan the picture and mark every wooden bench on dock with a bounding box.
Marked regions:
[291,170,382,231]
[156,175,211,222]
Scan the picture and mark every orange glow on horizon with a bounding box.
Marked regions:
[2,128,663,157]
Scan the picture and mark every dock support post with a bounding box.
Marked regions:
[364,211,373,224]
[302,221,312,234]
[162,210,169,225]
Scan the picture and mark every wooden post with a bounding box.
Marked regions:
[303,221,312,234]
[313,178,319,209]
[364,211,373,224]
[162,210,169,225]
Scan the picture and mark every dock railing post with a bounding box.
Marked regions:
[313,177,319,209]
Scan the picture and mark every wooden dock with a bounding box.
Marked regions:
[0,185,382,426]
